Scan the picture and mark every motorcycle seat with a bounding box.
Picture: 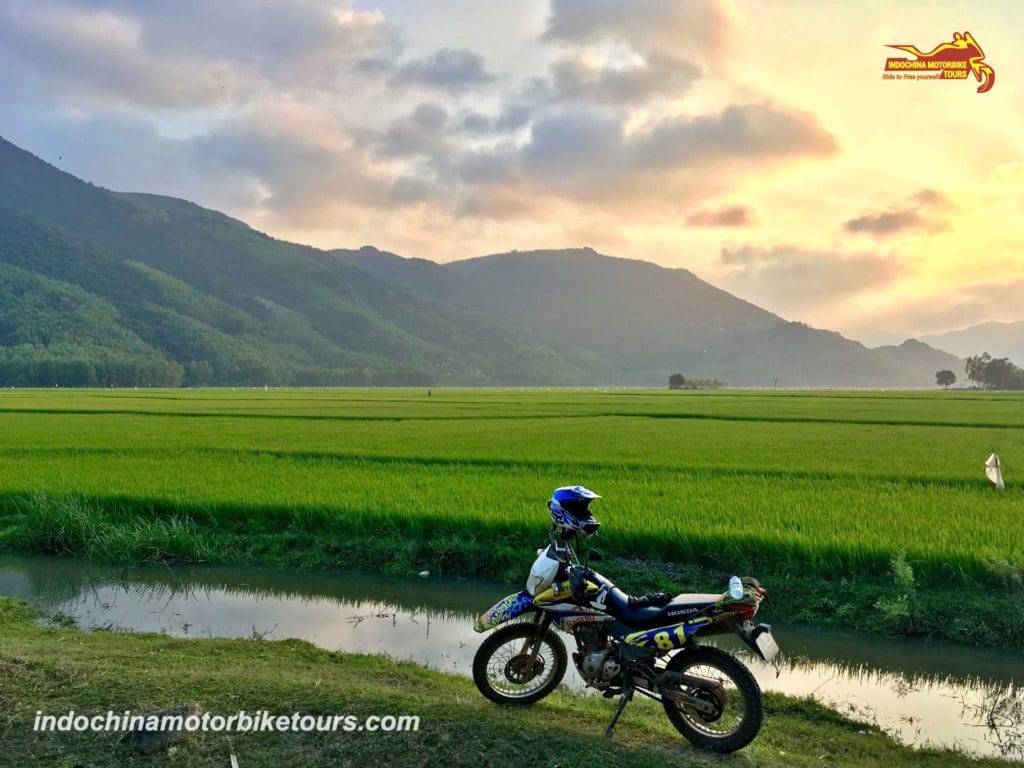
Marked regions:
[570,566,722,630]
[604,588,721,629]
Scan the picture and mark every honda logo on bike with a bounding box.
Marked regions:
[667,608,699,617]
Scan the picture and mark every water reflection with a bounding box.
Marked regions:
[1,554,1021,760]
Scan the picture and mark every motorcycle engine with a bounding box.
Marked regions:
[572,625,621,689]
[580,650,621,687]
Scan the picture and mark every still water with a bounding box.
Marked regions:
[1,554,1021,760]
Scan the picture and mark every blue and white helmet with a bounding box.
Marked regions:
[549,486,601,536]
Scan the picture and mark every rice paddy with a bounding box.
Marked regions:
[0,388,1021,588]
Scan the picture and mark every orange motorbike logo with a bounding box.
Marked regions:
[884,31,994,93]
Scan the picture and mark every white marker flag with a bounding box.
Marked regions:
[985,452,1005,490]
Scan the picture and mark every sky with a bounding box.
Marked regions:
[1,0,1022,345]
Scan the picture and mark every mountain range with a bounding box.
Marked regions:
[0,136,963,388]
[920,322,1024,368]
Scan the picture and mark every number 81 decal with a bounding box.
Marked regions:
[653,625,688,649]
[625,619,710,649]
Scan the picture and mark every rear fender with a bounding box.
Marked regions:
[737,620,779,661]
[473,590,535,633]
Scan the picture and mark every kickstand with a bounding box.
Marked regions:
[605,684,634,738]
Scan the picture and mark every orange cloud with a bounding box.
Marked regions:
[686,205,754,227]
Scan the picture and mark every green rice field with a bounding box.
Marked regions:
[0,388,1022,645]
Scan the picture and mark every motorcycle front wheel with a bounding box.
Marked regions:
[661,645,764,752]
[472,622,567,705]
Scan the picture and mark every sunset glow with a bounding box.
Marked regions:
[1,0,1021,343]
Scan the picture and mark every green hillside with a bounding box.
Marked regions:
[0,138,583,387]
[1,136,962,387]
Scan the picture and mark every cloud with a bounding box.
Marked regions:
[0,108,279,215]
[548,51,702,104]
[544,0,735,65]
[912,188,955,211]
[686,205,754,227]
[0,0,401,109]
[134,3,400,83]
[417,0,734,157]
[845,208,935,235]
[519,108,625,178]
[844,188,953,237]
[875,276,1024,336]
[0,0,842,251]
[189,100,396,224]
[378,102,450,158]
[0,2,257,109]
[374,99,831,224]
[370,95,835,220]
[396,0,834,219]
[718,245,901,317]
[635,103,836,166]
[389,48,496,92]
[442,99,839,219]
[946,278,1024,316]
[521,0,734,133]
[504,98,834,169]
[387,176,439,205]
[457,100,539,135]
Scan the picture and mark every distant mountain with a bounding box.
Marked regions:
[920,322,1024,367]
[1,136,961,387]
[337,247,962,387]
[0,137,588,386]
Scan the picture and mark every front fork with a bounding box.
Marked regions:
[518,611,552,677]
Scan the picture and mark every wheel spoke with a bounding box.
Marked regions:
[661,650,763,750]
[672,663,746,736]
[485,637,558,698]
[473,624,568,707]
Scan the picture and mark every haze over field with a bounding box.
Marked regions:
[921,322,1024,367]
[1,0,1021,346]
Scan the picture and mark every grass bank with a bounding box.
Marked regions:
[0,597,1005,768]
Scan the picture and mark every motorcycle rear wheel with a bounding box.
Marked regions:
[661,645,764,752]
[472,622,567,705]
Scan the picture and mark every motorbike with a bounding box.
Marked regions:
[471,528,779,752]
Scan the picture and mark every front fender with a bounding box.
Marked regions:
[473,590,535,633]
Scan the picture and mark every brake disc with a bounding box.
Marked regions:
[505,654,545,684]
